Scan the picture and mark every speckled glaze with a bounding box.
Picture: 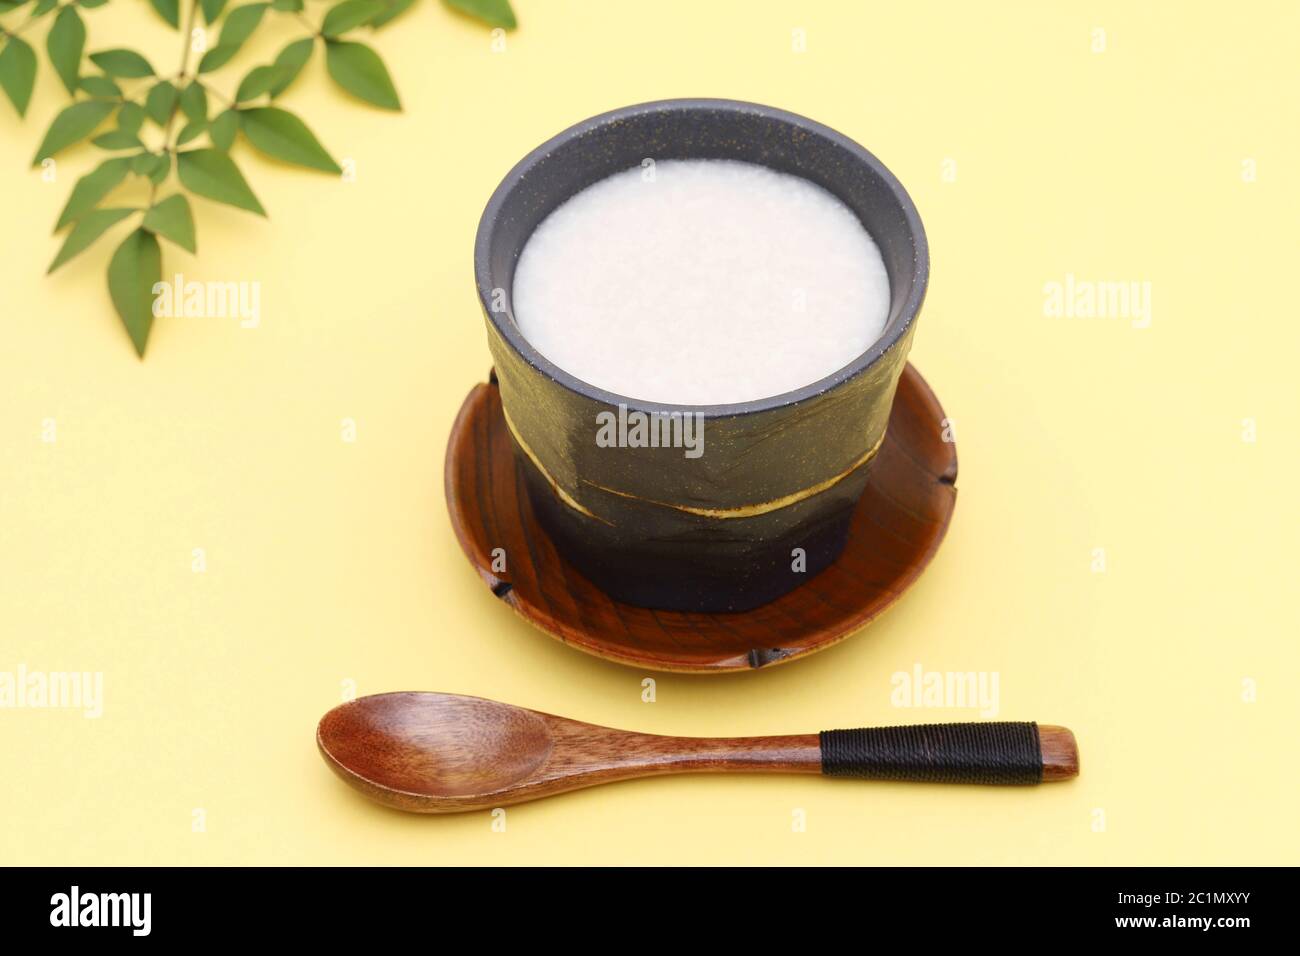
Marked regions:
[474,99,929,613]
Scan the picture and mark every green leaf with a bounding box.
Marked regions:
[48,206,136,273]
[55,156,131,229]
[268,37,313,98]
[324,40,400,110]
[131,151,160,175]
[142,193,196,252]
[107,228,162,357]
[322,0,384,37]
[443,0,515,30]
[92,129,145,150]
[116,101,146,134]
[89,49,155,78]
[145,79,178,125]
[197,45,237,74]
[208,108,239,149]
[147,0,180,27]
[370,0,416,29]
[220,3,269,47]
[33,0,57,15]
[235,64,284,102]
[197,3,270,72]
[179,81,207,121]
[176,117,208,146]
[200,0,227,23]
[0,34,37,117]
[178,148,265,214]
[148,151,171,185]
[240,106,340,173]
[271,0,302,9]
[31,99,116,165]
[78,74,123,99]
[47,6,86,96]
[78,0,113,8]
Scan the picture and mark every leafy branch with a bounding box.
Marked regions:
[0,0,517,355]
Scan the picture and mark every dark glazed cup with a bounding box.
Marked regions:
[474,99,929,613]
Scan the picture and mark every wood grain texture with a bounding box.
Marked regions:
[444,362,958,673]
[317,694,1078,813]
[1039,725,1081,782]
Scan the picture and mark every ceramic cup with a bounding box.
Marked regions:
[474,98,929,613]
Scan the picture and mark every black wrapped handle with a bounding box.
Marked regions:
[819,721,1044,785]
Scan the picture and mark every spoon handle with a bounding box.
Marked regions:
[817,721,1077,784]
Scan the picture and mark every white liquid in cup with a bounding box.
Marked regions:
[511,158,891,406]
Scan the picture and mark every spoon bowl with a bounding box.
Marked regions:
[319,692,553,800]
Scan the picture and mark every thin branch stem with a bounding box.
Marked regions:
[176,0,199,80]
[151,0,201,204]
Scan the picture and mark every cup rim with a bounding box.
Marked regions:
[474,97,930,418]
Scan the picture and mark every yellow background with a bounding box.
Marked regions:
[2,0,1297,865]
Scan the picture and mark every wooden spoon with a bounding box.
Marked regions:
[318,692,1079,812]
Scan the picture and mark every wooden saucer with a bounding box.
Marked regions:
[444,364,958,673]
